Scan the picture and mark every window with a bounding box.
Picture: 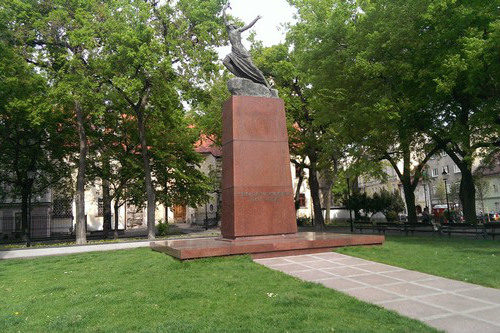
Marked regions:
[442,151,447,157]
[432,168,438,177]
[97,198,104,217]
[495,202,500,212]
[52,198,73,218]
[454,165,461,173]
[442,165,449,174]
[298,193,306,208]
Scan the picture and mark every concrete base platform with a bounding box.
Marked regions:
[150,232,384,260]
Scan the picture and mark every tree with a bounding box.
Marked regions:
[287,0,500,225]
[3,0,228,242]
[376,190,405,222]
[3,0,109,244]
[95,0,227,239]
[475,178,489,218]
[435,181,447,205]
[0,40,71,243]
[345,192,370,221]
[252,43,336,230]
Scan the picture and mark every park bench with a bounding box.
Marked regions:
[353,221,375,233]
[483,222,500,239]
[402,223,436,236]
[375,222,403,234]
[439,223,484,238]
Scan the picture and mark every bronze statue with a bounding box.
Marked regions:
[222,3,271,89]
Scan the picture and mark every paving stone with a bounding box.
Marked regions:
[310,252,349,260]
[322,266,370,277]
[457,287,500,305]
[289,269,336,281]
[466,306,500,323]
[284,255,324,263]
[381,269,436,282]
[271,263,309,273]
[416,278,477,292]
[425,314,500,333]
[419,293,492,312]
[354,263,402,273]
[379,282,438,297]
[381,299,450,319]
[318,278,366,290]
[344,287,403,303]
[335,257,371,266]
[300,260,343,269]
[348,273,402,286]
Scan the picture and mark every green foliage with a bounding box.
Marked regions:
[0,249,438,332]
[1,0,228,215]
[0,34,72,199]
[156,220,170,236]
[346,189,405,222]
[296,216,312,226]
[287,0,500,224]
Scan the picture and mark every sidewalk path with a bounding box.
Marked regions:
[0,240,152,260]
[255,252,500,333]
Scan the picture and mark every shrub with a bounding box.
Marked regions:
[156,220,169,236]
[296,216,312,226]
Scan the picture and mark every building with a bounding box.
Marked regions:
[474,155,500,216]
[424,152,463,210]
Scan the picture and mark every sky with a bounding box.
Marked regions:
[216,0,295,59]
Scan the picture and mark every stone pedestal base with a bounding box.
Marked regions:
[150,233,385,260]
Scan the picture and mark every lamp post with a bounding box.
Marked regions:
[423,184,428,210]
[204,202,208,230]
[442,169,452,223]
[26,170,36,247]
[346,177,353,232]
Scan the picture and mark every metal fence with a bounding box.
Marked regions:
[0,215,73,243]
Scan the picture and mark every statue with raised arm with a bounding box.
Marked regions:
[222,3,277,97]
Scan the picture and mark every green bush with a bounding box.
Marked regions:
[156,220,169,236]
[296,216,312,226]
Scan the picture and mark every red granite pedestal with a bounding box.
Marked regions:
[151,96,384,259]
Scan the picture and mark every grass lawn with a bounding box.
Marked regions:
[0,249,439,333]
[336,235,500,288]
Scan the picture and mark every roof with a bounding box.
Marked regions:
[194,134,221,157]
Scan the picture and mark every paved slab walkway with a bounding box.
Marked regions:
[255,252,500,333]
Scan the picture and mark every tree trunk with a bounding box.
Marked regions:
[402,167,418,224]
[114,201,120,239]
[446,150,477,224]
[459,168,477,224]
[21,187,29,244]
[402,180,417,223]
[102,178,111,239]
[136,109,156,239]
[324,183,332,224]
[308,163,325,230]
[75,101,87,244]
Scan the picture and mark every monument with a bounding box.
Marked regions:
[151,3,384,259]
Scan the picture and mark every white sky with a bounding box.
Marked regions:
[217,0,295,59]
